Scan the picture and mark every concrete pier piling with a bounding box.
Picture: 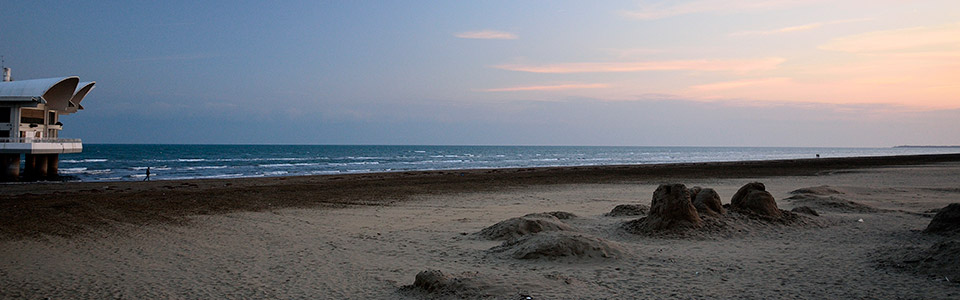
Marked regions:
[1,154,62,181]
[0,154,20,181]
[47,154,59,177]
[23,154,36,179]
[18,154,59,180]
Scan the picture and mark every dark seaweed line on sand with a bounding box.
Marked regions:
[2,153,959,240]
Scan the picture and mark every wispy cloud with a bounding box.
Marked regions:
[622,0,817,20]
[691,77,791,90]
[480,83,610,92]
[730,18,872,36]
[600,48,667,59]
[454,30,518,40]
[493,58,785,74]
[819,22,960,53]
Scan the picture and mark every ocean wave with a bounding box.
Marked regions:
[260,171,289,176]
[59,167,87,174]
[259,163,294,168]
[83,169,112,175]
[60,159,108,163]
[163,173,246,180]
[131,166,172,171]
[309,170,342,174]
[184,165,229,170]
[343,156,391,160]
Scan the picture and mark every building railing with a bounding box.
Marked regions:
[0,138,82,143]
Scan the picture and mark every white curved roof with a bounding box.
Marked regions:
[0,77,80,108]
[70,81,96,105]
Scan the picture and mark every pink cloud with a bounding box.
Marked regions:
[730,18,872,36]
[493,58,785,74]
[690,78,791,90]
[819,22,960,53]
[480,83,610,92]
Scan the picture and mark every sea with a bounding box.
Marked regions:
[55,144,960,182]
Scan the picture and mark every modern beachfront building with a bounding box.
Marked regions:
[0,67,94,181]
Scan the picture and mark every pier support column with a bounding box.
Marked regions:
[46,154,59,178]
[23,154,37,179]
[34,155,48,179]
[0,154,19,182]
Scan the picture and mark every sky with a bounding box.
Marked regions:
[1,0,959,147]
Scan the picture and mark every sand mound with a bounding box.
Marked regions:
[489,232,625,260]
[692,188,725,216]
[730,182,782,218]
[688,186,702,199]
[605,204,650,217]
[790,185,844,195]
[630,184,702,232]
[885,238,960,282]
[914,239,960,280]
[477,215,576,240]
[925,203,960,233]
[625,208,815,238]
[402,270,517,299]
[791,206,820,216]
[784,194,879,213]
[524,211,577,220]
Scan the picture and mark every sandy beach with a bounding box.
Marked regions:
[2,154,959,298]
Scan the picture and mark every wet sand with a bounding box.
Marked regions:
[1,154,959,298]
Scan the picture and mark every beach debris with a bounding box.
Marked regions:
[524,211,577,220]
[924,203,960,233]
[605,204,650,217]
[489,232,625,260]
[691,187,725,216]
[730,182,782,218]
[791,206,820,216]
[858,218,864,223]
[624,183,703,232]
[477,215,577,240]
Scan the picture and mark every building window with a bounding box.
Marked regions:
[0,130,8,138]
[20,109,44,124]
[48,111,57,125]
[0,107,10,123]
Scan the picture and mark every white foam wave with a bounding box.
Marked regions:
[260,171,289,176]
[59,167,87,174]
[60,159,108,163]
[184,165,229,170]
[260,163,294,168]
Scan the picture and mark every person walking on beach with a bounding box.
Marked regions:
[144,167,151,181]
